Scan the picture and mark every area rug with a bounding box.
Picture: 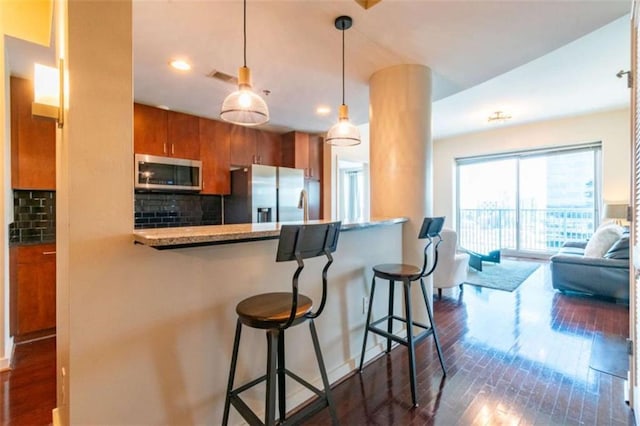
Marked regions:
[464,260,540,292]
[589,333,628,379]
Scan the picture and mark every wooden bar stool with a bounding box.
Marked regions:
[222,222,341,426]
[358,217,447,407]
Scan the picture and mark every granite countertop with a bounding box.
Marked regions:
[133,217,407,250]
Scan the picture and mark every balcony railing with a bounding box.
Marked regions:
[459,208,594,254]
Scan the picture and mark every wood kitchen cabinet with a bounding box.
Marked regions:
[256,130,282,167]
[10,243,56,340]
[133,103,200,160]
[281,131,323,181]
[307,134,323,181]
[230,126,281,167]
[10,77,56,190]
[199,118,231,194]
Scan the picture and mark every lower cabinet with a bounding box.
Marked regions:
[10,243,56,340]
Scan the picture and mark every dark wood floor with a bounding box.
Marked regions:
[309,262,634,425]
[0,336,55,425]
[0,262,633,425]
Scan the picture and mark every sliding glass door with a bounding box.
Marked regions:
[457,144,601,255]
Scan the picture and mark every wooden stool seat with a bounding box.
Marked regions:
[236,292,313,329]
[373,263,422,281]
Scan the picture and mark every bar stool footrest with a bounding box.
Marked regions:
[229,369,330,426]
[368,314,436,346]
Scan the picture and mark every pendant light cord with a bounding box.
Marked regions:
[341,25,345,105]
[243,0,247,67]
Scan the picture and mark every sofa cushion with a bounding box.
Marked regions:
[584,224,623,258]
[604,236,630,260]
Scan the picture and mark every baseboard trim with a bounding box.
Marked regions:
[0,357,10,372]
[52,407,61,426]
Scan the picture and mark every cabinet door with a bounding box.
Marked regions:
[281,131,309,171]
[10,244,56,338]
[200,118,231,194]
[230,125,257,167]
[256,131,281,166]
[134,103,168,156]
[168,111,200,159]
[307,135,323,181]
[10,77,56,190]
[306,179,321,220]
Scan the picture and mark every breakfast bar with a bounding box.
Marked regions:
[131,217,407,423]
[133,217,406,249]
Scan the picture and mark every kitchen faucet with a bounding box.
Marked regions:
[298,189,309,222]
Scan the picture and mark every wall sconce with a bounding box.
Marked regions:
[32,60,64,128]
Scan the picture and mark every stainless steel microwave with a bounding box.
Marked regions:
[134,154,202,191]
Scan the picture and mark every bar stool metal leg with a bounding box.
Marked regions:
[403,279,418,407]
[265,329,278,426]
[386,280,395,353]
[222,319,243,426]
[359,275,377,372]
[420,278,446,375]
[309,319,339,425]
[277,330,286,422]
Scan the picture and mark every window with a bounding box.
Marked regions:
[337,159,369,222]
[457,143,601,255]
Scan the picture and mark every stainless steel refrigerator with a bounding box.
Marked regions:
[224,164,305,224]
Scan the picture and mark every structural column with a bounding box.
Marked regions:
[369,64,434,317]
[370,64,433,266]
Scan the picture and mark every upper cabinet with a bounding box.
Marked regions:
[133,103,199,160]
[168,111,200,159]
[10,77,56,190]
[230,126,281,167]
[200,118,231,195]
[307,134,323,181]
[281,131,322,181]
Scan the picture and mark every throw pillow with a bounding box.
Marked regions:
[584,224,623,257]
[604,236,630,260]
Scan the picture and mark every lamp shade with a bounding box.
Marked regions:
[603,203,628,220]
[220,66,269,126]
[326,104,361,146]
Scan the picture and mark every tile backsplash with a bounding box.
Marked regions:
[135,192,223,229]
[10,190,56,244]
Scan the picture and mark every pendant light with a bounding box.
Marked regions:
[220,0,269,126]
[326,16,361,146]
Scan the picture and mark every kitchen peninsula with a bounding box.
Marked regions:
[133,217,406,249]
[131,217,407,422]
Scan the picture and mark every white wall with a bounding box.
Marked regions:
[0,28,9,371]
[433,108,631,228]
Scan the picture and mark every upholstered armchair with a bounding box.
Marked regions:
[433,228,470,298]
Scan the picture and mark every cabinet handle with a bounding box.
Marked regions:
[171,144,175,155]
[163,143,167,154]
[42,251,56,255]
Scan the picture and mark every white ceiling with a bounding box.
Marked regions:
[5,0,631,140]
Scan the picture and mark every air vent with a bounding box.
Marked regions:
[207,69,237,85]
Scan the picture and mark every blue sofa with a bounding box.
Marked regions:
[550,234,630,301]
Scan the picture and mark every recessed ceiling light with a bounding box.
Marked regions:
[316,106,331,115]
[169,59,191,71]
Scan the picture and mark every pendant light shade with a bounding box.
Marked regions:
[326,16,360,146]
[220,0,269,126]
[326,105,361,146]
